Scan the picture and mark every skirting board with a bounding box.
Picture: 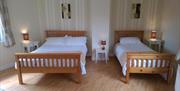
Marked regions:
[0,62,14,71]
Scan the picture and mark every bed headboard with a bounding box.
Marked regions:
[45,30,86,37]
[114,30,144,44]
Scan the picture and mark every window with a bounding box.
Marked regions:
[0,15,5,43]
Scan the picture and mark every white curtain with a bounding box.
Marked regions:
[0,15,5,42]
[0,0,15,47]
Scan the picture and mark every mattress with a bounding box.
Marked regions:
[115,42,155,76]
[15,44,88,75]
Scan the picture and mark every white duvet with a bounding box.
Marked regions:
[115,42,154,76]
[16,43,88,75]
[32,44,87,64]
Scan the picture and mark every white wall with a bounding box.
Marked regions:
[160,0,180,90]
[37,0,89,39]
[111,0,162,31]
[110,0,163,54]
[33,0,163,58]
[0,0,41,71]
[89,0,111,60]
[37,0,92,55]
[37,0,111,59]
[160,0,180,54]
[43,0,88,30]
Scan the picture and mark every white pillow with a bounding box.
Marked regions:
[66,37,87,46]
[120,37,141,44]
[45,37,66,45]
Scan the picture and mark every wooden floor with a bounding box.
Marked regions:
[0,58,174,91]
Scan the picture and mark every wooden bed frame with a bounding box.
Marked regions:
[15,30,86,84]
[114,30,174,83]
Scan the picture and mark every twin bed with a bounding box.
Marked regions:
[15,30,174,84]
[114,31,174,83]
[15,31,87,84]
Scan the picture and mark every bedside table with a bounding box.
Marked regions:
[22,41,39,53]
[95,48,109,64]
[146,39,164,52]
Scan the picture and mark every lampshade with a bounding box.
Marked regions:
[101,40,106,45]
[176,49,180,61]
[151,31,157,39]
[22,33,29,40]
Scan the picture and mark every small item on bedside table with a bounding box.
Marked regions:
[147,30,164,52]
[21,29,29,41]
[100,40,106,50]
[150,30,157,40]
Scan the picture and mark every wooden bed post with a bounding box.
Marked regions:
[126,57,130,83]
[167,67,173,84]
[77,57,82,83]
[167,56,174,84]
[119,58,130,83]
[77,66,82,83]
[16,56,23,84]
[125,72,130,83]
[119,68,123,82]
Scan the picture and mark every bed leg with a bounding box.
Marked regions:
[119,70,123,80]
[125,72,129,83]
[77,67,82,83]
[119,72,129,84]
[167,59,174,84]
[17,68,23,84]
[167,67,173,84]
[78,72,82,83]
[125,58,130,83]
[16,57,23,85]
[119,67,129,84]
[119,66,124,82]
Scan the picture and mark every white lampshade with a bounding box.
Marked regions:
[176,49,180,61]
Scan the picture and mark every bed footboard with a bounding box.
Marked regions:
[124,52,174,83]
[15,53,82,84]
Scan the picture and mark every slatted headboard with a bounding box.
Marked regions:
[45,30,86,37]
[114,30,144,44]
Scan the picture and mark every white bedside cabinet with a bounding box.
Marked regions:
[95,48,109,64]
[22,41,39,53]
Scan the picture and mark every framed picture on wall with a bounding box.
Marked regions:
[132,3,141,19]
[61,3,71,19]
